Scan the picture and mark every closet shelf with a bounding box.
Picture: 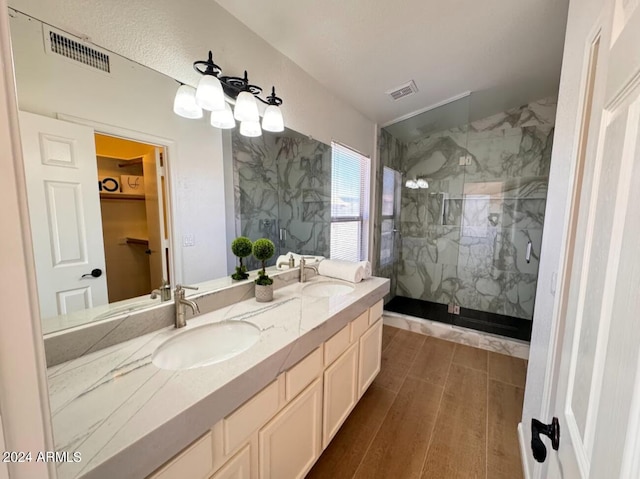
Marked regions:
[100,192,145,200]
[125,237,149,246]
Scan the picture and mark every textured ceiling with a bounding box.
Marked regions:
[213,0,569,125]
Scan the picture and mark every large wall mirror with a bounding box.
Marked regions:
[8,8,337,335]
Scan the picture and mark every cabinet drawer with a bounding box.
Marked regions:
[350,310,369,342]
[324,324,350,366]
[285,347,323,401]
[223,380,279,456]
[149,432,213,479]
[369,300,383,325]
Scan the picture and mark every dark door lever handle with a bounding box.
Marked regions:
[81,268,103,279]
[531,417,560,463]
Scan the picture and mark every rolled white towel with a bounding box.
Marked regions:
[357,261,372,279]
[318,259,366,283]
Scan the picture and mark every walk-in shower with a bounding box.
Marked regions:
[375,93,556,340]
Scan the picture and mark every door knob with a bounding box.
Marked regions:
[81,268,103,279]
[531,417,560,463]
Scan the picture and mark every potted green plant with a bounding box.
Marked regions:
[252,238,275,302]
[231,236,253,280]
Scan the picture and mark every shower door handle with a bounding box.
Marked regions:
[525,241,532,264]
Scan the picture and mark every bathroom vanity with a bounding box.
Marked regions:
[47,275,389,479]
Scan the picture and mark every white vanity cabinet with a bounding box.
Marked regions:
[322,341,359,448]
[259,378,323,479]
[147,300,384,479]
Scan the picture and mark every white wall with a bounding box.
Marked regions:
[521,0,605,475]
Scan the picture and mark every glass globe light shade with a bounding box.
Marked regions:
[261,105,284,132]
[234,91,260,122]
[195,74,226,111]
[417,179,429,189]
[239,120,262,137]
[210,102,235,129]
[173,85,203,119]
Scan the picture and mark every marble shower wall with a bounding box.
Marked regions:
[374,129,406,299]
[233,132,331,270]
[390,97,556,320]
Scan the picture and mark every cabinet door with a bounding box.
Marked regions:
[259,378,322,479]
[358,319,383,397]
[209,444,251,479]
[323,342,358,448]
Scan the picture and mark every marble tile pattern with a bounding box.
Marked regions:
[233,132,331,271]
[46,276,389,479]
[383,312,529,360]
[390,97,556,320]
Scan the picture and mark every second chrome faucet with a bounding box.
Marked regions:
[174,284,200,328]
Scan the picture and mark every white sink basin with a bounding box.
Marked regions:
[152,321,260,370]
[302,280,355,297]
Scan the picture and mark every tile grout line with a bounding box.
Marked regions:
[418,340,455,478]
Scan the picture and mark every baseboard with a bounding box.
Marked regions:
[518,422,532,479]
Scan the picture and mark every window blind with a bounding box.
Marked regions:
[330,142,370,262]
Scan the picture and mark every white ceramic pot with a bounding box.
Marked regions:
[255,283,273,302]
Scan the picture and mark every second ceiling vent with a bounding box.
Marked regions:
[386,80,418,101]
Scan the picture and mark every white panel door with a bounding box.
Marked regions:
[539,1,640,477]
[19,111,108,319]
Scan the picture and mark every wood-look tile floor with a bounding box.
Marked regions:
[307,325,527,479]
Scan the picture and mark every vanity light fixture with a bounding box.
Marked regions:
[173,84,203,119]
[405,178,429,189]
[175,51,285,137]
[210,103,235,129]
[239,120,262,137]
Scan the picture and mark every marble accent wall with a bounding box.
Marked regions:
[233,132,331,270]
[385,97,556,320]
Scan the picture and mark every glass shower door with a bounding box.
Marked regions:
[379,167,401,296]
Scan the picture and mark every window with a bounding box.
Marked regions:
[330,142,370,262]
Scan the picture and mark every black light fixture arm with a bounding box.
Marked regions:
[193,51,222,77]
[193,51,283,106]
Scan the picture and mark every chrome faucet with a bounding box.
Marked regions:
[174,284,200,328]
[299,257,319,283]
[150,280,171,301]
[277,253,296,269]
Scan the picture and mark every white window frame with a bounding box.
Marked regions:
[330,141,370,262]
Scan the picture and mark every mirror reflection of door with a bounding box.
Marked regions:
[95,134,169,303]
[19,111,170,321]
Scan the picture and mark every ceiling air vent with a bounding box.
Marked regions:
[48,30,110,73]
[387,80,418,101]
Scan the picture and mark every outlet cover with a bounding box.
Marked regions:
[183,234,195,247]
[447,303,454,313]
[453,305,460,315]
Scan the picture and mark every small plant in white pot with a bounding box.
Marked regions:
[230,236,252,281]
[252,238,275,302]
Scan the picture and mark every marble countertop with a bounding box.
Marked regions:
[47,275,389,479]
